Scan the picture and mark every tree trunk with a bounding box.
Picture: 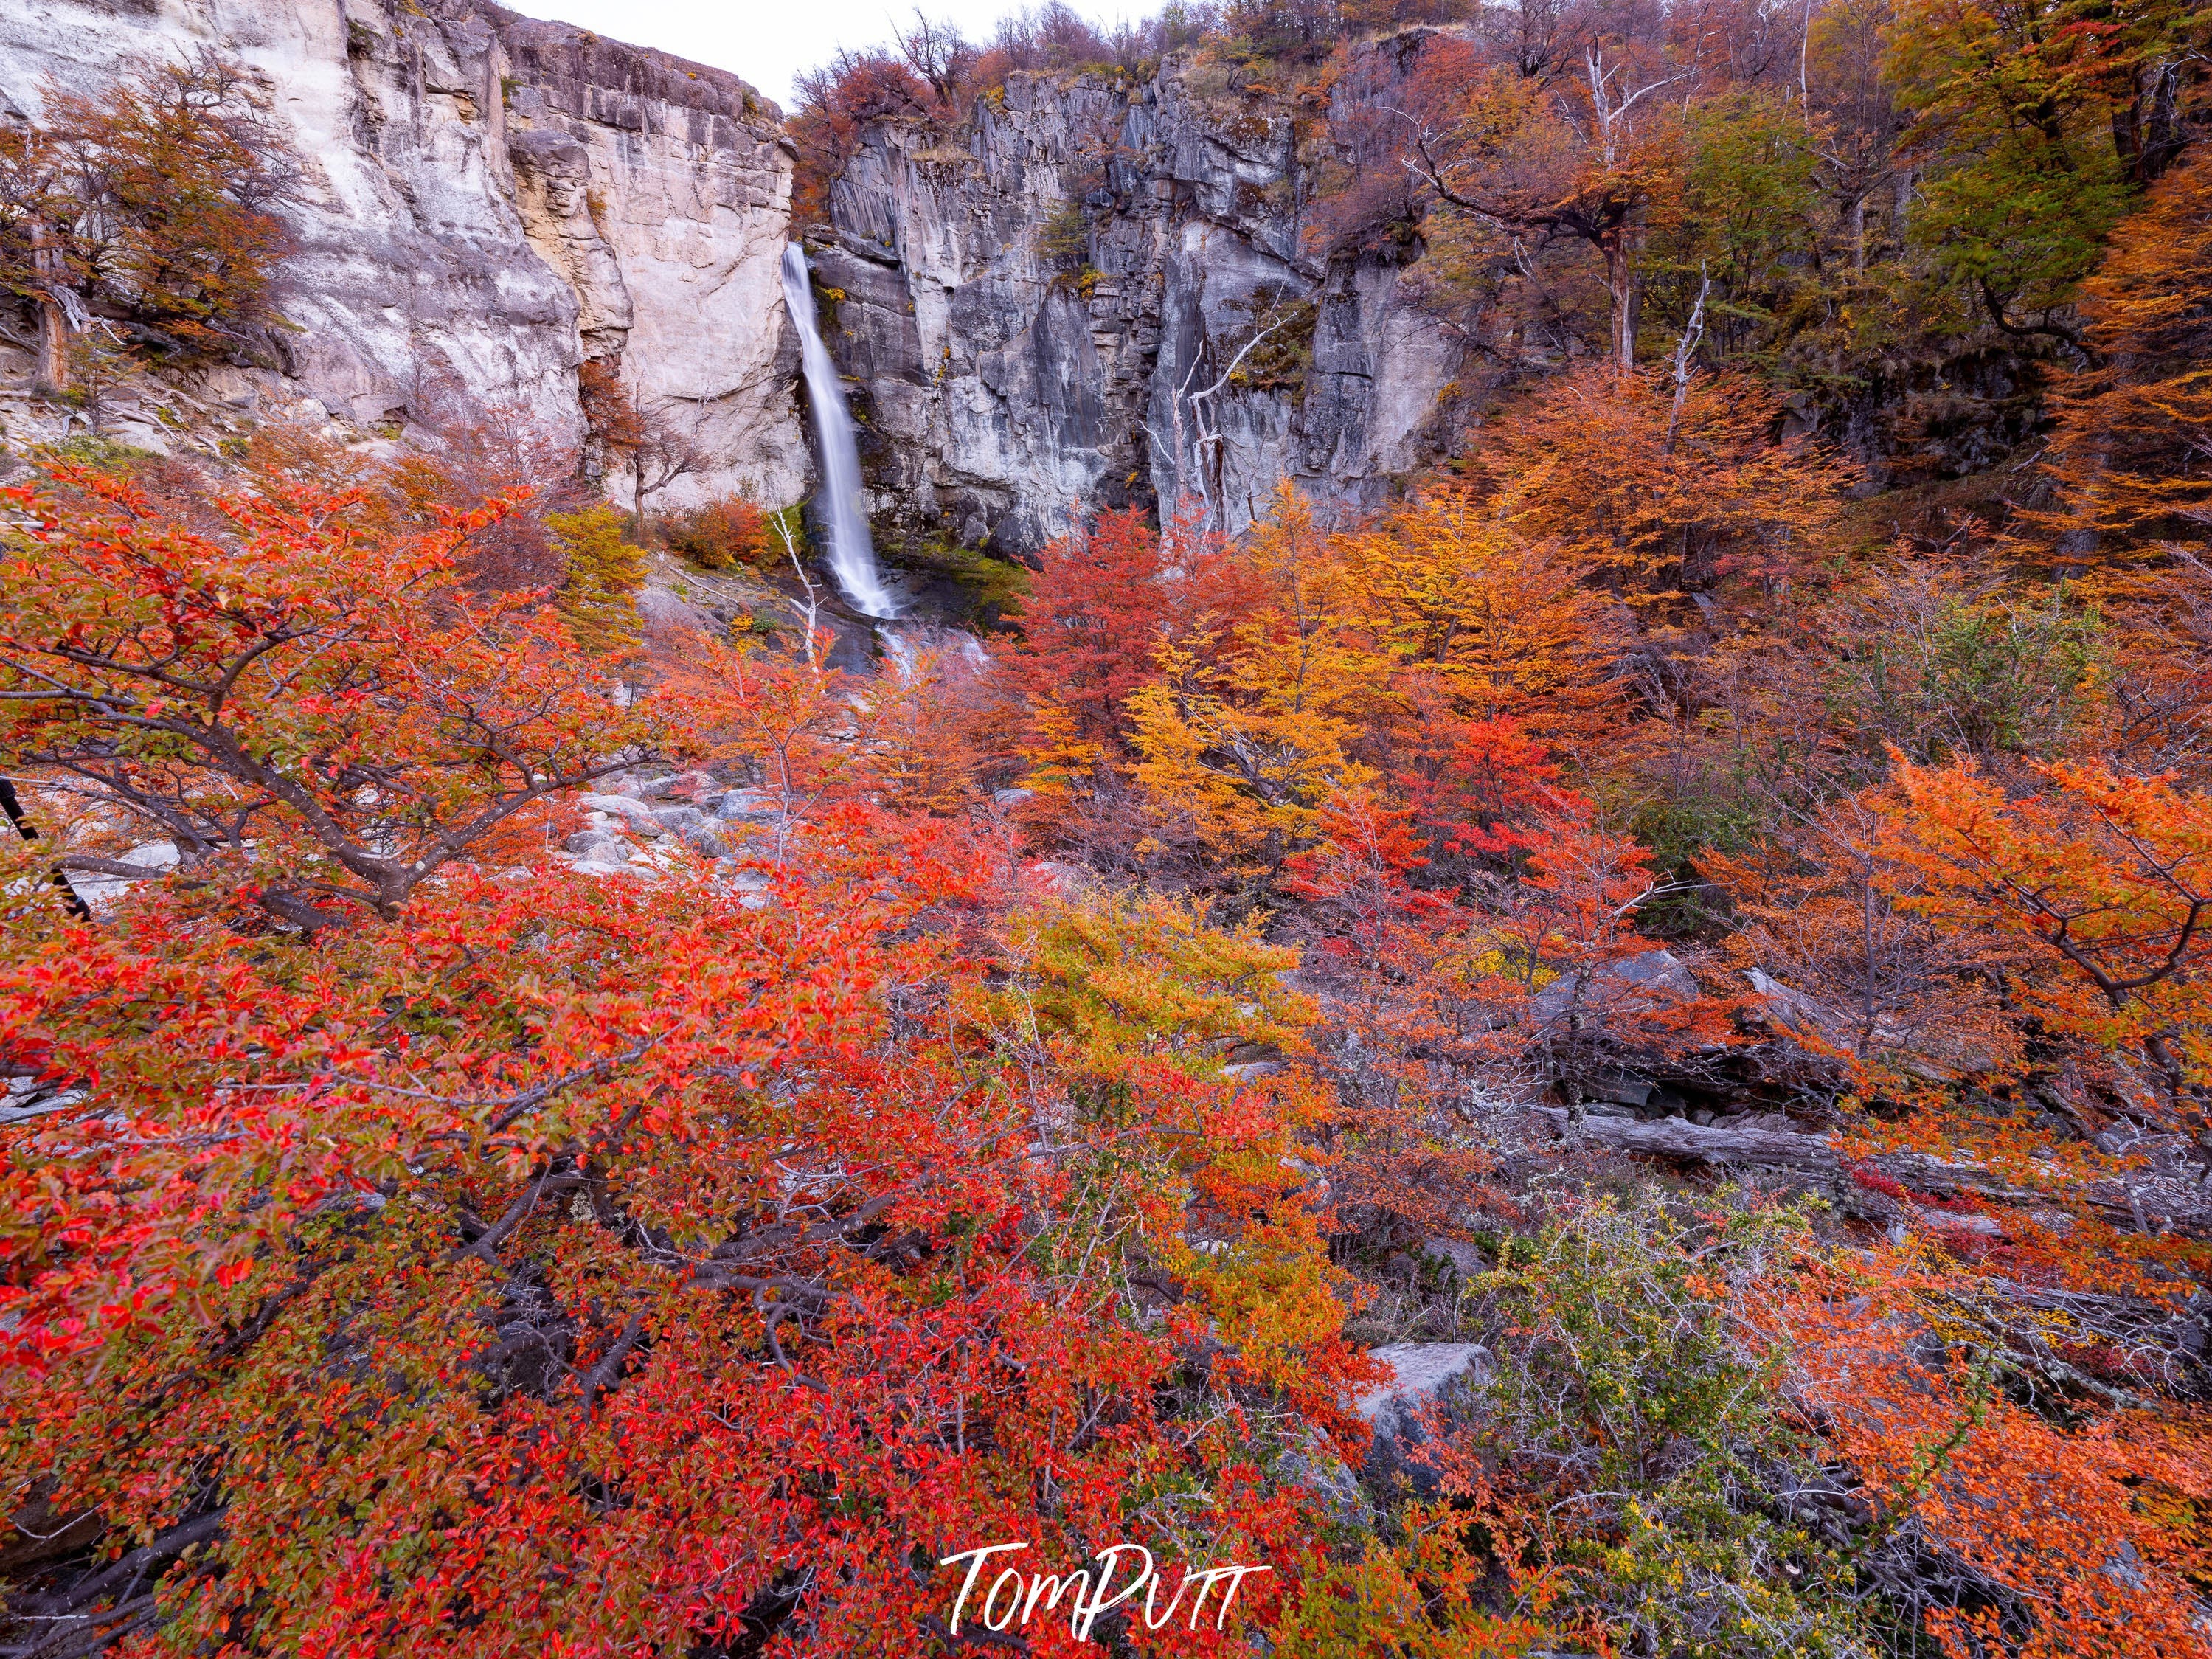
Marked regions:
[1604,231,1637,373]
[27,218,71,396]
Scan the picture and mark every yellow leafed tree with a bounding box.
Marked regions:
[549,505,648,657]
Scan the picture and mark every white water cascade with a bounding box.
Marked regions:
[780,243,899,618]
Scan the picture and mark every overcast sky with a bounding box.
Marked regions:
[507,1,1139,111]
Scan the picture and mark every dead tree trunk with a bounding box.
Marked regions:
[27,218,72,396]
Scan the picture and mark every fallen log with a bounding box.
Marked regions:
[1533,1108,2212,1239]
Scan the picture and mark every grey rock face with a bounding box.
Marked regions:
[0,0,804,508]
[813,55,1463,554]
[1357,1342,1492,1444]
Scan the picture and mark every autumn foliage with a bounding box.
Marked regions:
[13,5,2212,1655]
[0,467,1386,1657]
[1,52,294,391]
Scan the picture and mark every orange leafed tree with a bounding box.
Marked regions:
[0,51,295,390]
[1391,38,1685,369]
[0,465,653,932]
[1789,1251,2212,1659]
[1329,483,1626,735]
[1126,499,1398,870]
[1483,364,1857,606]
[1880,755,2212,1122]
[2025,120,2212,569]
[1701,785,2022,1087]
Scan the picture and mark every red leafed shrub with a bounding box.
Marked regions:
[0,466,1379,1655]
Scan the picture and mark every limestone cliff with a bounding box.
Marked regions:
[0,0,807,509]
[808,55,1465,555]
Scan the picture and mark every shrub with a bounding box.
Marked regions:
[663,493,772,570]
[1432,1196,1870,1659]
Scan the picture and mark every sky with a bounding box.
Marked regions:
[507,1,1137,111]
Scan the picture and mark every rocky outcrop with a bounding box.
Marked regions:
[1358,1342,1491,1443]
[810,55,1464,555]
[0,0,805,508]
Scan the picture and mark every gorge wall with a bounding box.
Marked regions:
[812,56,1466,555]
[0,7,1469,550]
[0,0,807,509]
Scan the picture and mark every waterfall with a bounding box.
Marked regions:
[780,244,899,619]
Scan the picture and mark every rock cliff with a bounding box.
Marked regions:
[808,55,1465,555]
[0,0,806,509]
[1,8,1470,547]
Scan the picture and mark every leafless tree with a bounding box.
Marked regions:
[893,12,975,108]
[596,382,721,538]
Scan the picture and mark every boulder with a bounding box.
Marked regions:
[1743,966,1999,1079]
[564,831,632,865]
[1357,1342,1491,1444]
[715,789,780,822]
[578,794,663,835]
[1421,1238,1488,1284]
[1276,1427,1373,1531]
[1531,949,1700,1023]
